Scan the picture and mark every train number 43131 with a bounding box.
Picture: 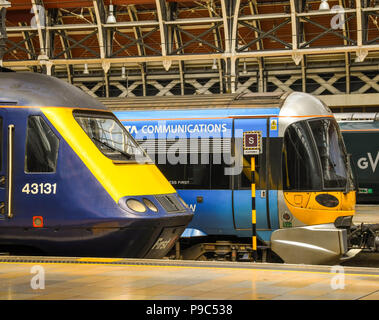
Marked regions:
[22,183,57,195]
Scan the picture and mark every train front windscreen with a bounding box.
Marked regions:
[283,118,355,192]
[73,110,152,163]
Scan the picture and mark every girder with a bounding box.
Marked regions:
[0,0,377,103]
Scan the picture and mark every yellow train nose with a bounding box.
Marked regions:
[284,191,356,226]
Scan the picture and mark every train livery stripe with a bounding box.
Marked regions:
[41,108,175,202]
[341,129,379,132]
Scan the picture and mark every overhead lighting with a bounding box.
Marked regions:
[319,0,330,10]
[107,4,117,24]
[121,66,126,79]
[0,0,11,9]
[212,59,218,70]
[83,63,89,75]
[242,61,247,75]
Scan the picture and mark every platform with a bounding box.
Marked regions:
[354,205,379,224]
[0,256,378,300]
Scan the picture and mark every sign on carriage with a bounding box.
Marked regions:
[243,131,262,155]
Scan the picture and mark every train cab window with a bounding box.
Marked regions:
[25,116,59,173]
[308,119,348,189]
[74,111,149,163]
[282,121,322,191]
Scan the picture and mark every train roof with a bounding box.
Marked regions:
[0,72,106,110]
[334,112,379,121]
[100,92,288,111]
[335,113,379,131]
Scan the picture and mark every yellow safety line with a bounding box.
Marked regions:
[0,261,378,278]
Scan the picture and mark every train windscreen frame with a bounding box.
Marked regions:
[73,110,151,164]
[283,118,351,192]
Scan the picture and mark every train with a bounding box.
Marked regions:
[0,72,193,258]
[103,92,370,265]
[335,113,379,204]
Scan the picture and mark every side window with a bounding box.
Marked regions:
[0,118,2,171]
[140,138,231,190]
[25,116,59,173]
[158,154,211,190]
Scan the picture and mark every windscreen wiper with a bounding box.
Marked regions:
[92,137,132,159]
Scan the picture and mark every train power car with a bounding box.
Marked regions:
[107,92,362,265]
[0,72,193,258]
[335,113,379,204]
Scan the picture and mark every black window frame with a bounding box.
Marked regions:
[24,115,60,174]
[308,118,349,191]
[73,110,151,164]
[282,120,323,192]
[282,118,350,192]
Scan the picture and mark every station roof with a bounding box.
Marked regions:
[3,1,379,72]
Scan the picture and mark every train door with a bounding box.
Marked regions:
[232,118,272,242]
[0,111,60,229]
[0,109,17,223]
[0,112,6,221]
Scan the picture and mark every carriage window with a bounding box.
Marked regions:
[139,138,231,190]
[25,116,59,173]
[158,156,211,190]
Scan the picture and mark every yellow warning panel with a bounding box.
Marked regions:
[270,119,278,131]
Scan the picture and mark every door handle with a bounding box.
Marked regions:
[0,176,5,188]
[7,124,14,219]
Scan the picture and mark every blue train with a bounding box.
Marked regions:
[109,92,364,265]
[0,72,193,258]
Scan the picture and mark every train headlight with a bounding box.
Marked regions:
[143,198,158,212]
[126,199,147,213]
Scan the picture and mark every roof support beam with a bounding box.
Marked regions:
[155,0,170,70]
[128,5,146,57]
[169,3,185,95]
[171,23,223,55]
[220,0,240,93]
[54,9,74,83]
[31,0,46,56]
[111,27,160,57]
[289,0,302,65]
[93,0,106,60]
[3,43,379,68]
[355,0,368,62]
